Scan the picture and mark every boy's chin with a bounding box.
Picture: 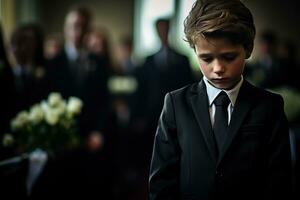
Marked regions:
[210,81,239,90]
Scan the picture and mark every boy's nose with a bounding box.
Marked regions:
[212,60,226,74]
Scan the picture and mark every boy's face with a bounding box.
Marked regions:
[195,36,247,90]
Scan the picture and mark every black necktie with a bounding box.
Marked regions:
[213,91,230,154]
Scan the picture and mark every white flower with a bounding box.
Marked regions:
[49,100,67,118]
[41,100,49,112]
[29,104,44,124]
[11,111,29,131]
[2,133,14,146]
[48,92,63,107]
[42,98,68,124]
[45,110,60,125]
[9,92,82,154]
[11,118,22,131]
[67,97,83,116]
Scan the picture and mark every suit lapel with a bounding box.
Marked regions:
[190,81,217,163]
[217,81,254,165]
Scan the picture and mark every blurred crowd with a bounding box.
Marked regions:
[0,5,300,200]
[245,30,300,91]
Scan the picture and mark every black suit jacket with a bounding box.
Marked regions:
[149,80,292,200]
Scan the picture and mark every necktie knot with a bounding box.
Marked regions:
[214,91,230,107]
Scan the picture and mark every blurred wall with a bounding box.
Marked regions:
[0,0,17,42]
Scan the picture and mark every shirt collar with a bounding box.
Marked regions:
[65,43,79,62]
[12,64,33,76]
[203,76,244,107]
[12,64,22,76]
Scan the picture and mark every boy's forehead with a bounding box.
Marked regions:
[195,36,238,47]
[194,36,243,54]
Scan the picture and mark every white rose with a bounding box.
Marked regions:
[11,111,29,130]
[48,92,63,107]
[17,111,30,122]
[41,100,49,112]
[67,97,83,116]
[29,104,44,124]
[11,118,21,131]
[45,110,60,125]
[2,133,14,146]
[54,100,67,116]
[44,100,67,118]
[2,133,14,147]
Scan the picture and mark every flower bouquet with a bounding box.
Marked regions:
[6,92,83,156]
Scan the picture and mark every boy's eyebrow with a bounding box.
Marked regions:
[198,52,239,58]
[197,53,213,58]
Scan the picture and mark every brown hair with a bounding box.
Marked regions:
[184,0,255,57]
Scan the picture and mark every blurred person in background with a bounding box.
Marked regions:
[122,17,196,200]
[249,30,284,88]
[0,22,48,200]
[109,35,148,199]
[10,23,48,107]
[277,39,300,91]
[33,5,115,199]
[138,17,195,165]
[84,27,113,73]
[44,33,64,60]
[0,23,48,141]
[46,6,110,149]
[116,35,139,75]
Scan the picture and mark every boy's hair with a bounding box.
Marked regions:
[184,0,255,57]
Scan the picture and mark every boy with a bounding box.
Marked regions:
[149,0,292,199]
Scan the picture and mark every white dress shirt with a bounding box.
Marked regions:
[203,76,244,126]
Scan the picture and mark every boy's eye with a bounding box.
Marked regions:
[201,57,213,63]
[222,54,237,61]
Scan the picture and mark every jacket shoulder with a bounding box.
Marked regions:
[167,82,200,104]
[169,82,198,95]
[244,81,284,104]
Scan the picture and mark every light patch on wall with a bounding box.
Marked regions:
[134,0,174,60]
[176,0,198,71]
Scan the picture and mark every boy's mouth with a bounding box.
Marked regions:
[211,78,229,83]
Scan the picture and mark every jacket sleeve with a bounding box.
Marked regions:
[149,93,181,200]
[264,95,293,198]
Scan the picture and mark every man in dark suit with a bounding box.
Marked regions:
[40,6,114,199]
[46,6,109,141]
[149,0,292,199]
[141,18,194,131]
[137,18,195,167]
